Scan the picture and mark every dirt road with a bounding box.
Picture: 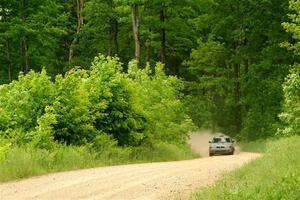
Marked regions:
[0,133,260,200]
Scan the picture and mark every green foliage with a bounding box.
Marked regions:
[191,136,300,200]
[239,139,269,153]
[1,0,298,144]
[89,56,147,146]
[0,139,11,162]
[183,94,213,129]
[128,61,194,144]
[51,68,98,145]
[185,0,292,139]
[0,0,68,82]
[0,69,55,145]
[0,55,191,148]
[89,134,118,153]
[184,38,229,130]
[241,60,288,140]
[282,0,300,55]
[0,55,195,182]
[277,66,300,136]
[28,110,57,149]
[278,1,300,137]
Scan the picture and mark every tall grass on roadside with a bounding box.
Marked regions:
[191,136,300,200]
[130,142,198,162]
[239,139,270,153]
[0,142,198,182]
[0,146,96,182]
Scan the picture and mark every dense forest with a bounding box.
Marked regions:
[1,0,300,169]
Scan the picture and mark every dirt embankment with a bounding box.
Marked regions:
[0,132,259,200]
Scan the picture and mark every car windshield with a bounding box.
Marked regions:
[212,137,230,143]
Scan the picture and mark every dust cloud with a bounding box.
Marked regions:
[187,130,218,157]
[187,130,241,157]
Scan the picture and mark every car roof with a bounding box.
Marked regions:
[214,135,230,139]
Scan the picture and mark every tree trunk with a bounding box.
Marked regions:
[20,0,29,74]
[114,20,119,55]
[244,59,249,74]
[108,25,113,56]
[21,38,29,74]
[69,0,84,62]
[131,4,141,66]
[234,63,242,134]
[146,40,153,63]
[2,7,13,82]
[244,59,250,112]
[160,8,166,64]
[5,40,13,82]
[108,19,119,56]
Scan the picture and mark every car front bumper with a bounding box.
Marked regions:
[209,148,233,154]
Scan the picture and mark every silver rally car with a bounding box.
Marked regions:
[209,135,235,156]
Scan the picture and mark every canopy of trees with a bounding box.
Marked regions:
[1,0,300,144]
[184,0,300,140]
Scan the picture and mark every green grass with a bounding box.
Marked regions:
[191,136,300,200]
[0,142,199,182]
[239,138,270,153]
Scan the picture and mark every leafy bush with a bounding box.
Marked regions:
[89,57,147,146]
[0,70,55,145]
[277,66,300,136]
[0,55,192,148]
[128,61,194,145]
